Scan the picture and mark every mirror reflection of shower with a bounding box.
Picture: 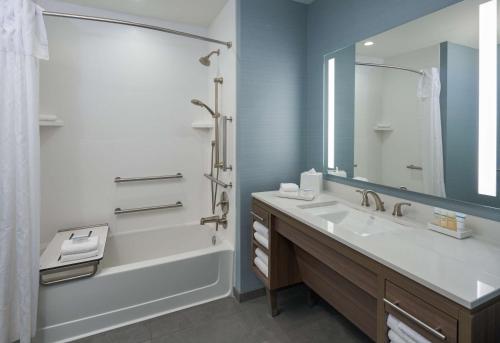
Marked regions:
[192,50,230,234]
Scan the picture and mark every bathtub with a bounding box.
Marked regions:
[35,224,233,343]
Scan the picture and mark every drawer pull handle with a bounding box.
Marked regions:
[383,298,446,341]
[250,211,264,222]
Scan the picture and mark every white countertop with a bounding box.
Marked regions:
[252,191,500,309]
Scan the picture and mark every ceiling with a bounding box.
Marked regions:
[356,0,495,59]
[60,0,229,27]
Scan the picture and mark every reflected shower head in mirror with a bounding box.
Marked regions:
[191,99,217,117]
[199,49,220,66]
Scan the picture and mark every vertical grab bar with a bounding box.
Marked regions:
[222,116,233,171]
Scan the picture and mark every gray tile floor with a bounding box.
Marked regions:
[74,286,372,343]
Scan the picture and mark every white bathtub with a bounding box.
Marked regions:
[36,224,233,343]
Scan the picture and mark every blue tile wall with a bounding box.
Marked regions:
[236,0,307,293]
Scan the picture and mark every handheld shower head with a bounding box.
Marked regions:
[191,99,217,117]
[199,49,220,66]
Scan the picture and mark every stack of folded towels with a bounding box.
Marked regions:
[253,221,269,277]
[60,234,100,263]
[387,314,430,343]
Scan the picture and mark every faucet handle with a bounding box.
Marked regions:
[392,202,411,217]
[355,189,369,207]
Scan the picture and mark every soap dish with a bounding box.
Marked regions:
[427,223,472,239]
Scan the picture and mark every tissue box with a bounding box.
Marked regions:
[300,169,323,196]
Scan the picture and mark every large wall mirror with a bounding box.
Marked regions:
[325,0,500,210]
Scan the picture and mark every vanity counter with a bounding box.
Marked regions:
[252,191,500,309]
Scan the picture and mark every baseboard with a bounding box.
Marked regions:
[232,287,266,302]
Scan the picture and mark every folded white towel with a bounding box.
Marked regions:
[353,176,369,182]
[61,236,99,255]
[279,183,299,192]
[255,247,268,266]
[60,249,98,263]
[398,321,430,343]
[387,314,428,343]
[253,221,269,238]
[254,256,268,277]
[388,330,411,343]
[254,232,269,249]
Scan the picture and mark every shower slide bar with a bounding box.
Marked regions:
[204,173,232,188]
[222,116,233,171]
[42,11,233,48]
[114,201,183,215]
[114,173,183,183]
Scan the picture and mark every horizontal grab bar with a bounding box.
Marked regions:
[114,173,182,183]
[204,173,232,188]
[114,201,183,215]
[406,164,423,171]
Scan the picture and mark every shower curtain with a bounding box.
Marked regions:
[417,68,446,198]
[0,1,48,342]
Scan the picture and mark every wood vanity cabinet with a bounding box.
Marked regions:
[250,198,500,343]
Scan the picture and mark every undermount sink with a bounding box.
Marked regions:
[298,201,408,237]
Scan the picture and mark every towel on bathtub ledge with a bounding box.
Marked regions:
[60,249,98,263]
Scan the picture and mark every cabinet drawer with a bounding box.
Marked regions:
[385,281,457,342]
[251,203,269,228]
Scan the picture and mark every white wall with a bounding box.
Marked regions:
[206,0,237,248]
[354,45,439,192]
[38,0,230,246]
[354,56,384,182]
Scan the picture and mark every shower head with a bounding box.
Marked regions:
[199,49,220,66]
[191,99,217,117]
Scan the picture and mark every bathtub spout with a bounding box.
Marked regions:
[200,215,227,229]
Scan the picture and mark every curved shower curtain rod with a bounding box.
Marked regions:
[42,11,233,48]
[355,62,424,76]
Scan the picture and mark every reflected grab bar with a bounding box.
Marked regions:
[114,173,182,183]
[406,164,423,171]
[204,173,232,188]
[114,201,183,215]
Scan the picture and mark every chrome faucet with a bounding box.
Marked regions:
[356,189,385,211]
[200,215,227,229]
[392,202,411,217]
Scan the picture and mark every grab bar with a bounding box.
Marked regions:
[221,116,233,171]
[406,164,423,171]
[114,201,183,215]
[114,173,182,183]
[383,298,446,341]
[204,173,232,188]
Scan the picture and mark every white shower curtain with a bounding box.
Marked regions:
[417,68,446,198]
[0,1,48,342]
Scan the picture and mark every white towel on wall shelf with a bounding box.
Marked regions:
[255,247,268,266]
[253,221,269,237]
[387,314,430,343]
[60,249,98,263]
[254,232,269,249]
[254,256,268,277]
[61,236,99,255]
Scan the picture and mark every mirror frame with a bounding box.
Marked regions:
[322,47,500,222]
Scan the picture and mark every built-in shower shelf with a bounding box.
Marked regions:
[40,115,64,127]
[191,122,214,129]
[373,124,393,132]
